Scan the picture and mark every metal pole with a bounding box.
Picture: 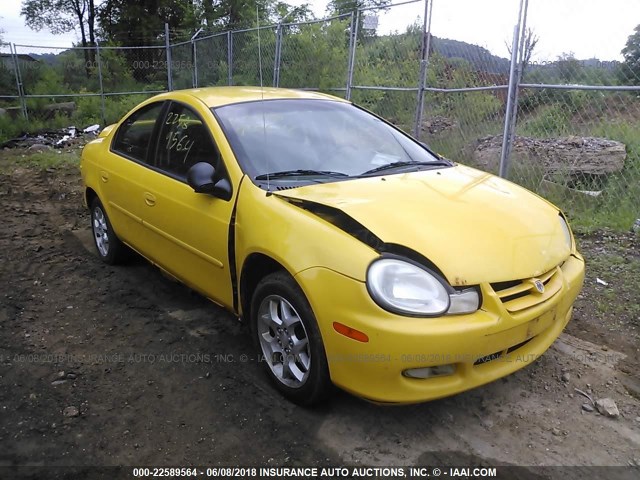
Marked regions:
[517,0,529,65]
[346,10,360,101]
[273,25,283,87]
[413,0,433,139]
[95,41,106,126]
[192,41,198,88]
[499,0,527,178]
[507,0,529,145]
[227,31,233,86]
[191,28,204,88]
[165,23,173,91]
[499,25,520,179]
[10,43,28,121]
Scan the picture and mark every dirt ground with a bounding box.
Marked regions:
[0,153,639,478]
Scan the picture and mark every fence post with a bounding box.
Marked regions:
[165,23,173,91]
[10,44,28,121]
[499,0,527,178]
[95,41,106,126]
[273,24,283,87]
[499,26,520,179]
[413,0,433,139]
[191,28,204,88]
[506,0,529,157]
[192,40,198,88]
[227,31,233,86]
[345,10,360,101]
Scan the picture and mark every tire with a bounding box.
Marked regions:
[250,271,331,405]
[90,197,127,265]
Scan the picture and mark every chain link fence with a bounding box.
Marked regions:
[0,42,24,116]
[0,0,638,229]
[278,14,351,94]
[507,0,640,230]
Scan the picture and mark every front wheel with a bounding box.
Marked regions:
[250,272,331,405]
[90,198,127,265]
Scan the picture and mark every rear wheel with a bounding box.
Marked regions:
[90,198,127,265]
[250,271,331,405]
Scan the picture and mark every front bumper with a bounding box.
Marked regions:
[295,254,585,404]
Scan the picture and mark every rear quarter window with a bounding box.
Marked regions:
[112,102,165,164]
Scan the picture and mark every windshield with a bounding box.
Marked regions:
[214,99,448,182]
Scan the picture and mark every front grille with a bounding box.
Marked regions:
[491,266,562,314]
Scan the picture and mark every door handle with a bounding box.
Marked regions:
[144,192,156,206]
[100,171,109,182]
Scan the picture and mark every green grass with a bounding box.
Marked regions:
[0,149,80,173]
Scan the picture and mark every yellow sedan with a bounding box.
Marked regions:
[80,87,585,405]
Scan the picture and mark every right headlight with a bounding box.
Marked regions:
[366,257,480,317]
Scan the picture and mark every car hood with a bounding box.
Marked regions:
[274,165,570,285]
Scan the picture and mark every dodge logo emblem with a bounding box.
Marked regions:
[533,279,545,294]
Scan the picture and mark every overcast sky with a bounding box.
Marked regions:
[1,0,638,61]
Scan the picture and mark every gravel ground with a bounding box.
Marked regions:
[0,154,638,479]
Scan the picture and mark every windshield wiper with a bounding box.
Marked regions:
[255,169,349,180]
[360,160,452,176]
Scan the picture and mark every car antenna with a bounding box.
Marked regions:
[256,5,271,195]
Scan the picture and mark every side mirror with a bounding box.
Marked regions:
[187,162,232,201]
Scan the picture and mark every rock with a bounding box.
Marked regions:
[561,372,571,383]
[595,398,619,418]
[582,403,594,412]
[43,102,76,119]
[551,427,562,436]
[66,373,77,379]
[472,135,626,178]
[63,406,79,417]
[27,143,51,152]
[421,115,457,135]
[621,375,640,401]
[51,379,67,386]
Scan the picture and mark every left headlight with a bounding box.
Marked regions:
[367,258,451,316]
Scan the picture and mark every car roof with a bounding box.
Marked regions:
[155,86,348,108]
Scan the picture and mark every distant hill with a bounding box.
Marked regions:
[431,37,511,74]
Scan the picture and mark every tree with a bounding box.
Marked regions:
[505,27,539,76]
[98,0,199,46]
[21,0,98,75]
[327,0,390,16]
[621,24,640,85]
[201,0,270,30]
[21,0,98,49]
[326,0,390,39]
[198,0,310,31]
[555,52,583,83]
